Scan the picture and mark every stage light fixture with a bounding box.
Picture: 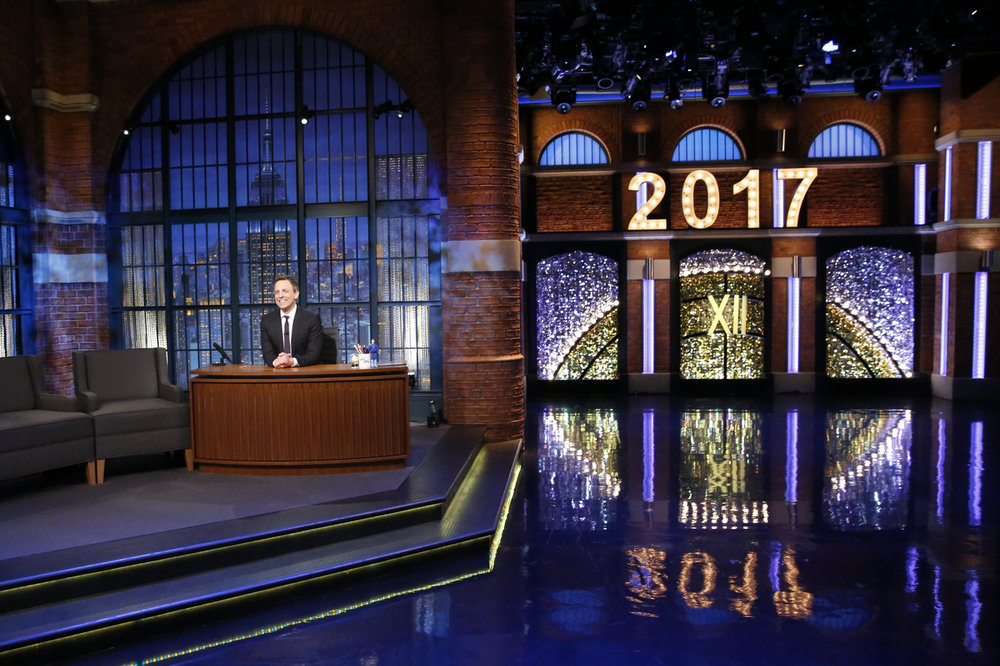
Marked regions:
[747,71,767,98]
[549,86,576,114]
[778,78,803,106]
[666,79,683,109]
[622,75,651,112]
[373,98,415,119]
[854,76,883,103]
[701,67,728,108]
[596,76,615,90]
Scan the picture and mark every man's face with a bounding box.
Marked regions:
[273,279,299,313]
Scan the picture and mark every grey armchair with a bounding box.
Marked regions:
[0,355,96,483]
[72,348,191,483]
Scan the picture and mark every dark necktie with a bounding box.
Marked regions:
[283,315,291,354]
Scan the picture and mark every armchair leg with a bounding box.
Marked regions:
[86,460,106,485]
[184,448,194,471]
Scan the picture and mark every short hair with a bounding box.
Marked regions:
[273,274,299,291]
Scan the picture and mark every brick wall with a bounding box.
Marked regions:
[34,283,109,392]
[535,175,614,232]
[805,167,886,226]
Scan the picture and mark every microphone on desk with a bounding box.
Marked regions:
[212,343,235,365]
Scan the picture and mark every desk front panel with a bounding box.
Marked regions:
[189,364,409,474]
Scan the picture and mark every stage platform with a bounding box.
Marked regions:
[0,423,522,664]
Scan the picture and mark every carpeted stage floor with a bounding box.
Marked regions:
[0,422,445,560]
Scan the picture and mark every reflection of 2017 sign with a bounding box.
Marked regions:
[628,169,818,230]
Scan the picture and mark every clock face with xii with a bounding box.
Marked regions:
[680,249,767,380]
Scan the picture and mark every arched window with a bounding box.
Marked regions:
[825,246,913,378]
[808,123,881,158]
[0,100,30,357]
[672,128,743,162]
[539,132,609,166]
[679,248,766,379]
[109,28,441,389]
[536,250,619,380]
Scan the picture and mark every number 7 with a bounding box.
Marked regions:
[776,168,818,228]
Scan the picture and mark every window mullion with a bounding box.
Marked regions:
[294,29,308,302]
[365,58,379,344]
[225,37,241,359]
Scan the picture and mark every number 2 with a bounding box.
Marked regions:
[628,172,667,230]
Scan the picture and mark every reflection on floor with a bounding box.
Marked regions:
[50,396,1000,663]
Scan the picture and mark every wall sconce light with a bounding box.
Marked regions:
[981,249,994,271]
[299,106,315,125]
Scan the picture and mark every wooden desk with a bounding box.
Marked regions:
[189,363,409,475]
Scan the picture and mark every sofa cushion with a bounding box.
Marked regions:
[0,357,36,413]
[0,410,94,452]
[90,398,189,436]
[83,349,160,402]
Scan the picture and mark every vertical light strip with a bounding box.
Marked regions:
[784,410,798,504]
[936,418,946,522]
[939,272,950,376]
[914,163,927,225]
[933,565,943,637]
[772,169,785,228]
[642,276,655,374]
[905,547,919,594]
[768,542,781,592]
[639,175,654,376]
[977,141,992,220]
[787,276,800,373]
[944,146,953,222]
[969,421,983,527]
[972,271,987,379]
[643,409,655,503]
[965,571,982,653]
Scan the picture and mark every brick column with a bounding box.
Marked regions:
[29,2,109,393]
[439,0,523,440]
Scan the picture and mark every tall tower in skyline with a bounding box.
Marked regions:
[249,87,287,206]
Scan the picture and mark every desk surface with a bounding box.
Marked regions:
[191,362,408,380]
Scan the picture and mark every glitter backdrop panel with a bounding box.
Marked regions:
[679,249,766,379]
[536,250,619,380]
[825,246,914,378]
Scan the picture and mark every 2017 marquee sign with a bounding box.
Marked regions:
[627,168,818,230]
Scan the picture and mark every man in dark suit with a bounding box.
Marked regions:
[261,275,324,368]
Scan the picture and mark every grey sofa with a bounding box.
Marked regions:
[0,355,97,483]
[72,348,191,483]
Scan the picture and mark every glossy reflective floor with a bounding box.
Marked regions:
[96,394,996,665]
